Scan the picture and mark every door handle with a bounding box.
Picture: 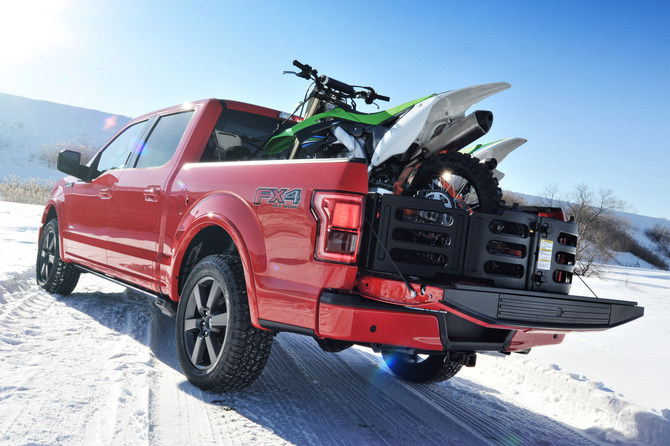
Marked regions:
[144,186,161,202]
[99,187,112,199]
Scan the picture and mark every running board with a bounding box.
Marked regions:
[74,264,177,318]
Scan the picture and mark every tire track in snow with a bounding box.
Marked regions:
[0,274,65,438]
[250,334,600,446]
[146,306,221,446]
[345,348,600,446]
[147,315,482,445]
[205,333,486,446]
[147,305,292,446]
[0,270,620,445]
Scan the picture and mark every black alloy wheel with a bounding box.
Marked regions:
[36,219,80,295]
[175,255,273,391]
[182,275,230,370]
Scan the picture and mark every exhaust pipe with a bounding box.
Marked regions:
[419,110,493,159]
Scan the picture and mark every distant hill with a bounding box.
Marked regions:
[0,92,131,180]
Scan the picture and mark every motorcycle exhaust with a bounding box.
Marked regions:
[419,110,493,159]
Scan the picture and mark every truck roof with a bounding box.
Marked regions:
[132,98,297,122]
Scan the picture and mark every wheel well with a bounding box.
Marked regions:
[45,205,58,223]
[178,225,239,296]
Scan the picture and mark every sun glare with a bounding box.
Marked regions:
[103,115,118,130]
[0,0,71,69]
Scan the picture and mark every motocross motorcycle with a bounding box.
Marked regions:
[264,61,527,264]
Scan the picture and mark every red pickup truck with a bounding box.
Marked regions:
[37,98,644,391]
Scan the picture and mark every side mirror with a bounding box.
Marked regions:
[57,150,90,181]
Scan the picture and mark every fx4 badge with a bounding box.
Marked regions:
[254,188,302,209]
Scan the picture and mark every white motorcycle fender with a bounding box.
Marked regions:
[466,137,527,181]
[415,82,511,147]
[369,82,511,172]
[369,95,439,170]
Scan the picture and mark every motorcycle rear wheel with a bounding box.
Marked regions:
[409,151,503,214]
[405,152,503,266]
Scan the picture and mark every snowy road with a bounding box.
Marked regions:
[1,202,668,445]
[0,273,605,446]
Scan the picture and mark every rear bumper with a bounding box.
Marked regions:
[316,284,644,353]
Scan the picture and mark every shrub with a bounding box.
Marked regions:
[502,190,529,206]
[38,140,99,170]
[645,224,670,258]
[626,238,668,269]
[0,175,55,205]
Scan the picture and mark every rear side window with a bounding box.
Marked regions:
[95,120,147,177]
[135,111,194,169]
[200,109,295,162]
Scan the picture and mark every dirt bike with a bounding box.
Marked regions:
[264,60,527,218]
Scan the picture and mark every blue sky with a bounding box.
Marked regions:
[1,0,669,218]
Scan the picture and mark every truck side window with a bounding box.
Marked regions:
[135,111,194,169]
[200,109,295,162]
[94,120,148,178]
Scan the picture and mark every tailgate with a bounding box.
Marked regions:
[441,283,644,330]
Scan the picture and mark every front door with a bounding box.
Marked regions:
[107,110,195,291]
[61,120,149,271]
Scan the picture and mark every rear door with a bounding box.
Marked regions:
[106,109,195,291]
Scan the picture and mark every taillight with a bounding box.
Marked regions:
[538,210,567,222]
[312,191,364,264]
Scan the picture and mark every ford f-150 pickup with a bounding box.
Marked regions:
[37,98,644,391]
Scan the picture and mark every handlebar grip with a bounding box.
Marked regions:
[376,94,390,102]
[320,76,356,95]
[293,60,307,70]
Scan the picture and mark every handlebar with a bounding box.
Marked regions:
[292,60,307,71]
[293,60,315,79]
[319,75,356,96]
[363,87,390,104]
[290,60,390,104]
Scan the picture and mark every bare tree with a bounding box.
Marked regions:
[538,183,562,208]
[537,183,633,277]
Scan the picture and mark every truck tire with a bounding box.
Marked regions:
[381,351,462,383]
[409,151,503,214]
[36,219,80,295]
[175,254,273,391]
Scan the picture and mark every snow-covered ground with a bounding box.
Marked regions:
[1,201,669,445]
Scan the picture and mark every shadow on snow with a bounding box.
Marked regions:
[57,289,604,446]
